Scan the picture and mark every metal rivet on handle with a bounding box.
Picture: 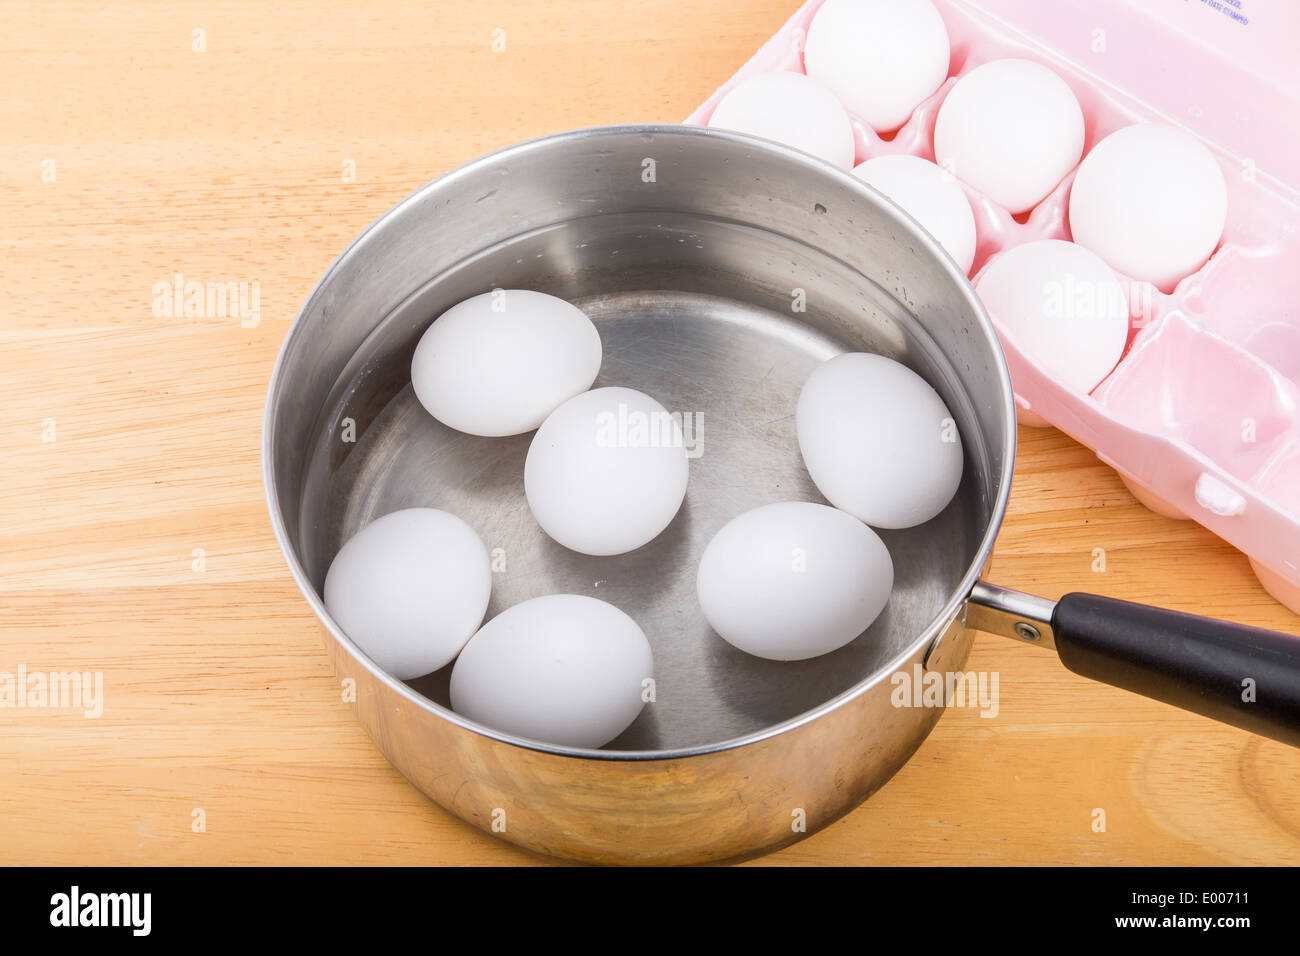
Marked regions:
[1014,622,1041,642]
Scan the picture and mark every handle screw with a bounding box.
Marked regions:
[1014,622,1041,642]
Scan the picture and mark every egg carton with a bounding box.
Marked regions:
[685,0,1300,613]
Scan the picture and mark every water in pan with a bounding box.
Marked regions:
[295,214,985,751]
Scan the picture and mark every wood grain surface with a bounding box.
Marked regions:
[2,0,1298,866]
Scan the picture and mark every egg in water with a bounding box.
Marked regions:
[696,501,894,661]
[450,594,653,749]
[797,352,963,529]
[323,508,492,680]
[525,386,690,556]
[411,289,602,437]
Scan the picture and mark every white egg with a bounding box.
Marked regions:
[975,239,1130,394]
[854,154,976,274]
[525,386,690,556]
[450,594,653,748]
[797,353,963,529]
[697,501,893,661]
[1069,124,1227,291]
[411,289,602,437]
[804,0,950,133]
[708,71,856,170]
[934,58,1085,214]
[323,508,492,680]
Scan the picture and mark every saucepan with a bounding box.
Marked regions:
[263,124,1300,865]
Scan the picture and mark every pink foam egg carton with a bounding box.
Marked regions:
[685,0,1300,614]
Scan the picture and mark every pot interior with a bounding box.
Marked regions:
[267,126,1013,753]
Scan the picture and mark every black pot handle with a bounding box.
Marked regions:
[1051,592,1300,747]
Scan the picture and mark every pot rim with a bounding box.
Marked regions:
[261,122,1019,763]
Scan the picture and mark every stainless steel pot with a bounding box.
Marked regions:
[263,124,1300,865]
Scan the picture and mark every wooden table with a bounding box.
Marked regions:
[2,0,1297,866]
